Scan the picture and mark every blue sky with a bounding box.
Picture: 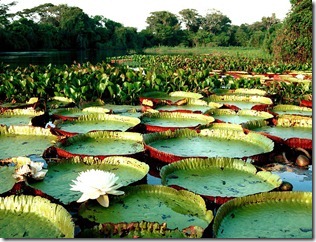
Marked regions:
[4,0,293,31]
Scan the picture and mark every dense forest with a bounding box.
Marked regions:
[0,0,312,63]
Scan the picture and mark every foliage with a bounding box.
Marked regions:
[0,54,312,105]
[1,1,311,65]
[272,0,312,63]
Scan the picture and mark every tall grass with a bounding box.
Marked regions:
[143,46,272,59]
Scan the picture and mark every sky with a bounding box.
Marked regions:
[3,0,293,31]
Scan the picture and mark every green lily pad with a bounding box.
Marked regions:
[30,156,149,205]
[207,95,273,110]
[169,91,203,99]
[212,191,312,238]
[144,128,274,163]
[156,99,222,113]
[140,112,215,132]
[0,125,58,160]
[51,106,113,120]
[54,113,140,135]
[205,109,273,125]
[140,91,202,107]
[100,104,142,114]
[246,115,312,140]
[81,221,204,238]
[54,131,145,159]
[272,105,312,116]
[47,96,75,109]
[160,157,282,199]
[0,166,16,194]
[0,195,74,238]
[0,109,44,126]
[212,88,267,96]
[78,184,213,231]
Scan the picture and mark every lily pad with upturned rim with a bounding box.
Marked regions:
[205,109,273,125]
[140,91,203,107]
[78,184,213,232]
[53,113,141,136]
[143,128,274,163]
[53,131,145,159]
[272,104,312,117]
[160,157,282,203]
[29,156,149,205]
[0,109,44,126]
[0,195,74,238]
[212,191,312,238]
[244,115,312,149]
[81,221,204,238]
[156,99,222,113]
[212,88,267,96]
[51,107,110,121]
[206,95,273,110]
[0,125,58,161]
[140,111,215,132]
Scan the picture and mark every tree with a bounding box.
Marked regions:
[0,0,16,27]
[201,9,231,35]
[178,8,201,33]
[145,11,182,46]
[272,0,312,63]
[234,24,251,46]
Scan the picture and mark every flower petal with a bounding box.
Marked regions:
[106,190,125,195]
[97,194,109,207]
[76,192,92,203]
[32,170,48,180]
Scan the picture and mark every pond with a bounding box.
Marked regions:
[0,49,128,67]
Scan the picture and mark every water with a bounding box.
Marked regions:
[0,49,128,67]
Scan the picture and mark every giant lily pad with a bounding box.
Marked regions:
[51,107,110,120]
[272,104,312,117]
[0,125,58,161]
[143,128,274,163]
[207,95,273,110]
[212,191,312,238]
[0,97,37,110]
[156,99,222,113]
[78,184,213,232]
[140,112,215,132]
[140,91,203,107]
[53,131,145,159]
[0,195,74,238]
[30,156,149,205]
[245,115,312,149]
[81,221,204,238]
[0,166,16,194]
[0,109,44,126]
[205,109,273,125]
[212,88,267,96]
[53,113,141,136]
[160,157,282,203]
[47,96,75,109]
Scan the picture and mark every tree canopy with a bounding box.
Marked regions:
[0,1,312,65]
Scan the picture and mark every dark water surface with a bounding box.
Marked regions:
[0,49,128,67]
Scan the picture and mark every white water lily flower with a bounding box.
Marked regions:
[13,161,48,181]
[29,161,48,180]
[296,74,305,80]
[45,121,55,129]
[70,169,125,207]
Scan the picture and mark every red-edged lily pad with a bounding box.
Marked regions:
[140,111,215,132]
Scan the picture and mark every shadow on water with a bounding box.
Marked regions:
[0,49,128,67]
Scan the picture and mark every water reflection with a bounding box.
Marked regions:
[271,165,312,192]
[0,49,128,67]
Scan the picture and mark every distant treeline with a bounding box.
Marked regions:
[0,0,312,63]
